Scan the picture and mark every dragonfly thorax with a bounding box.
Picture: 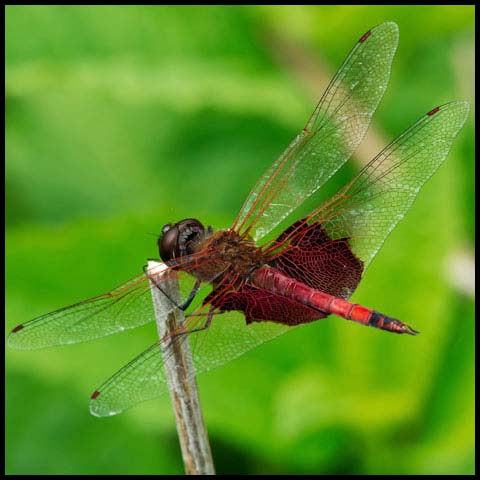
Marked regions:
[200,229,266,279]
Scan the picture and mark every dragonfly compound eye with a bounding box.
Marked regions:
[158,219,205,262]
[161,223,173,235]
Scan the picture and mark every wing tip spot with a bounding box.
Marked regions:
[427,106,440,116]
[91,390,101,400]
[358,30,372,43]
[11,324,24,333]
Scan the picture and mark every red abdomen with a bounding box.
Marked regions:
[251,266,418,335]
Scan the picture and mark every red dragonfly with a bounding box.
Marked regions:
[8,22,468,417]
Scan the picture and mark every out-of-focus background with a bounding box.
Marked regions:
[6,5,474,475]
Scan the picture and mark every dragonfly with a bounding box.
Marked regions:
[8,22,469,417]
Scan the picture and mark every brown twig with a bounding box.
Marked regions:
[148,260,215,475]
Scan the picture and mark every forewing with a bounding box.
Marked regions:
[301,101,469,272]
[90,309,291,416]
[232,22,399,242]
[7,263,199,350]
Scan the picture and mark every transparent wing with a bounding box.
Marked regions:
[90,309,291,417]
[269,102,469,278]
[232,22,399,242]
[7,263,200,350]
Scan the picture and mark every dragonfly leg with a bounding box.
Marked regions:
[178,279,201,311]
[143,264,200,311]
[143,264,178,308]
[164,308,215,347]
[187,307,214,334]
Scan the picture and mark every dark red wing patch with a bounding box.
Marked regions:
[267,220,363,299]
[205,220,362,325]
[205,283,326,326]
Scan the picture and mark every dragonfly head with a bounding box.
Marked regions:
[158,218,207,262]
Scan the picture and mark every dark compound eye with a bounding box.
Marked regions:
[158,225,180,262]
[162,224,173,235]
[158,219,205,262]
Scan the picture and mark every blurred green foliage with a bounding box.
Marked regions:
[6,5,474,475]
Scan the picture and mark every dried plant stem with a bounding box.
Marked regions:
[148,260,215,475]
